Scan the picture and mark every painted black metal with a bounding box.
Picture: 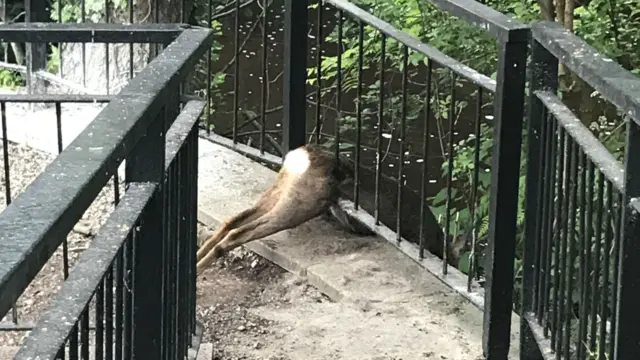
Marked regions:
[482,36,528,359]
[536,90,625,191]
[0,29,212,315]
[0,23,187,44]
[24,0,48,95]
[281,0,308,152]
[0,94,114,103]
[522,18,640,360]
[613,124,640,358]
[532,21,640,126]
[13,183,157,359]
[0,26,212,356]
[520,36,558,360]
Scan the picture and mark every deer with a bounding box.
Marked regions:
[196,144,362,274]
[196,143,467,275]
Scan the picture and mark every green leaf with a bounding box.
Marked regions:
[458,251,472,274]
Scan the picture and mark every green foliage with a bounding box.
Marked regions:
[0,69,23,88]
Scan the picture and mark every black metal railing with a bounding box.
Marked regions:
[520,21,640,359]
[199,0,529,357]
[0,23,212,359]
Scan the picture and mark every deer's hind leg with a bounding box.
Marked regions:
[196,206,265,263]
[196,208,323,274]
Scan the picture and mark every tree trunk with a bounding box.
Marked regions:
[60,0,194,94]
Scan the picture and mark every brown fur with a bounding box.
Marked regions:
[196,144,348,274]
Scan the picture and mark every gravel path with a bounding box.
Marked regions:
[0,141,322,359]
[0,141,123,347]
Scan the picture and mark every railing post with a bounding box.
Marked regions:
[282,0,308,153]
[482,36,528,359]
[126,105,166,359]
[24,0,48,95]
[519,37,558,360]
[613,119,640,359]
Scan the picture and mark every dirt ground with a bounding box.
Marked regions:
[196,225,330,360]
[195,226,484,360]
[2,141,486,359]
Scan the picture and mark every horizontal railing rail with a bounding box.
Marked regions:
[0,23,188,44]
[201,0,529,357]
[531,21,640,125]
[14,99,205,359]
[0,25,211,318]
[322,0,497,92]
[0,24,213,359]
[14,182,156,358]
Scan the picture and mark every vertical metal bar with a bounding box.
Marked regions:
[128,0,134,79]
[468,86,483,292]
[55,102,71,286]
[562,141,578,359]
[0,0,4,65]
[175,155,183,358]
[153,0,159,59]
[419,60,433,260]
[205,0,212,135]
[1,102,9,208]
[24,0,48,95]
[0,101,16,325]
[614,119,640,358]
[282,0,308,152]
[609,192,623,357]
[170,161,179,359]
[80,307,89,359]
[178,148,188,356]
[443,72,456,275]
[576,152,587,358]
[354,21,364,209]
[598,180,613,359]
[105,264,114,360]
[589,171,605,351]
[578,160,595,358]
[532,107,548,317]
[556,134,573,355]
[105,0,110,94]
[232,0,240,143]
[482,37,528,359]
[114,174,120,205]
[81,0,86,87]
[334,10,343,160]
[259,0,268,152]
[57,0,63,78]
[55,102,63,154]
[123,234,133,359]
[115,249,124,360]
[126,110,165,360]
[374,34,385,224]
[161,164,170,360]
[541,114,557,331]
[521,39,558,360]
[396,45,408,244]
[96,281,105,360]
[190,127,199,337]
[314,0,323,144]
[550,127,566,349]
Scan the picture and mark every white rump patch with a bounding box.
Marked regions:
[282,147,310,175]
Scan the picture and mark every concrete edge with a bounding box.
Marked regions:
[196,209,345,303]
[195,343,213,360]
